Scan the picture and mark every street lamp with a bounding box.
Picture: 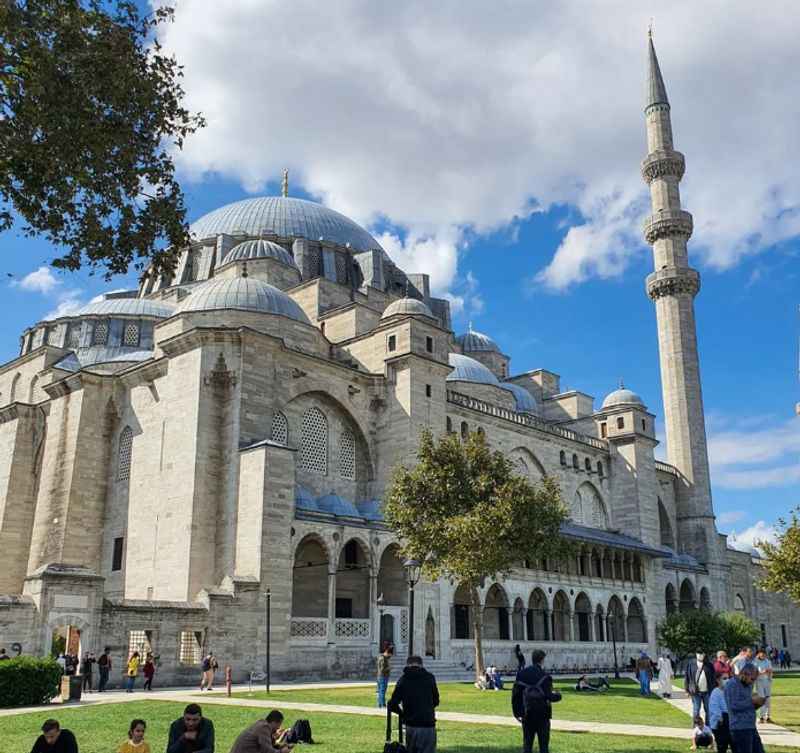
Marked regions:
[606,609,621,679]
[403,559,421,657]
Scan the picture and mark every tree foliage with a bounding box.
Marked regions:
[0,656,62,707]
[657,609,760,660]
[384,429,569,678]
[759,508,800,604]
[0,0,204,278]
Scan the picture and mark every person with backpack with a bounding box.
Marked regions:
[387,655,439,753]
[229,709,290,753]
[199,652,218,692]
[512,649,562,753]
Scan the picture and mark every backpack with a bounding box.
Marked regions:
[519,676,550,713]
[285,719,313,744]
[383,708,406,753]
[201,658,211,672]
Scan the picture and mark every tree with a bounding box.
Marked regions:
[657,610,760,661]
[0,1,204,279]
[384,429,569,680]
[759,508,800,603]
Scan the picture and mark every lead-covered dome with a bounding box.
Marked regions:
[601,385,645,409]
[76,297,175,318]
[502,382,538,414]
[446,353,500,386]
[222,239,298,269]
[177,277,310,324]
[190,196,383,254]
[381,297,434,320]
[456,328,499,353]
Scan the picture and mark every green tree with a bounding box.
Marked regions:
[657,610,760,660]
[384,429,569,680]
[0,1,204,278]
[718,611,761,656]
[759,509,800,603]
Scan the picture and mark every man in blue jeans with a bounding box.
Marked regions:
[685,650,716,720]
[725,664,767,753]
[376,647,391,708]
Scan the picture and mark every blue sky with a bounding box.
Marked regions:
[2,2,799,550]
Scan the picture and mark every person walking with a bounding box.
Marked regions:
[753,648,773,723]
[657,651,674,698]
[199,652,218,692]
[80,652,95,693]
[142,653,155,691]
[514,644,525,671]
[97,647,112,692]
[725,664,767,753]
[636,651,652,695]
[709,674,733,753]
[30,719,79,753]
[713,651,733,681]
[125,652,140,693]
[388,655,439,753]
[512,649,562,753]
[376,646,392,708]
[685,650,715,720]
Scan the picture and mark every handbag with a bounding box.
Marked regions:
[383,708,407,753]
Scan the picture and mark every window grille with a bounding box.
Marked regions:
[128,630,151,658]
[271,411,288,445]
[335,252,348,284]
[300,407,328,474]
[92,320,109,345]
[307,246,321,277]
[66,324,81,349]
[123,322,140,347]
[339,428,356,479]
[179,630,202,665]
[117,426,133,482]
[516,457,529,477]
[112,537,124,571]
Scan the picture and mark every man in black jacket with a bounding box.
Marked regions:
[512,650,561,753]
[166,703,215,753]
[684,650,716,721]
[388,655,439,753]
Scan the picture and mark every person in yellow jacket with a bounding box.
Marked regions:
[125,652,140,693]
[117,719,150,753]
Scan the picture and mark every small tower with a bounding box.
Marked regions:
[642,34,718,565]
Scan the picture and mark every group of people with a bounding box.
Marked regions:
[28,704,299,753]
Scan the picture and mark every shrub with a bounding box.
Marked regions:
[0,656,62,707]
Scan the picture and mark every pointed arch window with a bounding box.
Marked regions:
[92,320,109,345]
[300,407,328,474]
[339,427,356,480]
[270,411,288,445]
[117,426,133,482]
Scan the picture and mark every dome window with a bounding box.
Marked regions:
[560,450,566,466]
[123,322,140,347]
[92,321,109,346]
[617,417,625,430]
[572,453,579,470]
[66,323,82,349]
[585,458,592,472]
[597,461,604,478]
[426,336,433,353]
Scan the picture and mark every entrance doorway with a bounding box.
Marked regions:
[380,613,395,651]
[51,625,81,673]
[425,610,436,658]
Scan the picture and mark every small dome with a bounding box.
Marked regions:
[176,277,310,324]
[295,486,318,512]
[76,296,175,318]
[456,329,499,353]
[356,499,384,521]
[502,382,538,414]
[446,353,500,386]
[381,297,434,320]
[601,385,645,410]
[222,239,298,269]
[317,493,361,517]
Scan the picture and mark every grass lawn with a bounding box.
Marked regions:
[767,673,800,732]
[0,700,756,753]
[228,678,691,728]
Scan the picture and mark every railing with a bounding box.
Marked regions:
[655,460,679,476]
[289,617,328,641]
[334,618,371,640]
[447,390,608,451]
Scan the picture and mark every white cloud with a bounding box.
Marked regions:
[44,290,85,320]
[12,266,61,294]
[155,1,800,295]
[718,510,746,526]
[727,521,778,554]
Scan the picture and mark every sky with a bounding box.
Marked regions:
[2,1,799,552]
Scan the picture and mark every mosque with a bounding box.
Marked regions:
[0,38,796,683]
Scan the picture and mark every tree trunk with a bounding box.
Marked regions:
[470,584,485,682]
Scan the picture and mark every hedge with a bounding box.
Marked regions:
[0,656,62,707]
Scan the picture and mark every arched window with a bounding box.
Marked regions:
[594,605,605,642]
[527,589,549,641]
[300,407,328,474]
[591,549,602,578]
[700,587,712,611]
[460,421,468,440]
[559,450,566,466]
[446,416,453,433]
[585,458,592,472]
[597,461,603,477]
[453,583,473,639]
[9,373,20,402]
[117,426,133,482]
[665,583,678,614]
[28,375,38,403]
[477,426,485,438]
[123,322,140,347]
[270,411,288,445]
[658,498,675,549]
[679,579,696,613]
[570,490,583,523]
[512,598,525,641]
[515,457,529,478]
[572,453,579,469]
[616,416,624,430]
[632,555,643,582]
[607,596,625,642]
[92,320,109,345]
[483,584,510,640]
[339,428,356,480]
[627,598,646,642]
[552,591,570,641]
[574,593,592,642]
[734,594,746,614]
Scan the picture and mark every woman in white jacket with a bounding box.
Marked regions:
[657,652,674,698]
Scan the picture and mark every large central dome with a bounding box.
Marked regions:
[190,196,383,254]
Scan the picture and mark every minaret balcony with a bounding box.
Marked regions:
[643,209,693,244]
[641,150,685,184]
[646,267,700,300]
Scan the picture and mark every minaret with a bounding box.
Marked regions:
[642,34,717,564]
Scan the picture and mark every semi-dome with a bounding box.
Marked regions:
[456,328,500,353]
[601,384,645,409]
[176,277,311,324]
[190,196,383,254]
[501,382,538,414]
[76,297,175,319]
[221,238,298,269]
[317,493,361,517]
[446,353,500,386]
[381,297,434,320]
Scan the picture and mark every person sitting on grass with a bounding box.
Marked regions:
[30,719,78,753]
[230,710,290,753]
[691,715,714,750]
[117,719,150,753]
[167,703,215,753]
[575,674,608,692]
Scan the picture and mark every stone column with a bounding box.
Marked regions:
[369,573,378,648]
[327,570,337,644]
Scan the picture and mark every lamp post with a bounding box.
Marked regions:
[264,589,272,694]
[403,559,421,658]
[377,593,386,651]
[606,610,620,679]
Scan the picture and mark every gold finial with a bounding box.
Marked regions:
[281,169,289,198]
[619,378,625,389]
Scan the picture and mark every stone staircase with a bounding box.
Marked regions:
[388,655,474,683]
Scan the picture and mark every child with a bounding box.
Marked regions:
[117,719,150,753]
[691,714,713,750]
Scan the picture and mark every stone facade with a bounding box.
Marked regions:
[0,41,798,685]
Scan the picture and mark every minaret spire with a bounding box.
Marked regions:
[642,37,718,567]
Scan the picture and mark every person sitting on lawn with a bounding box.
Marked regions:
[167,703,215,753]
[487,664,503,690]
[575,674,608,692]
[117,719,150,753]
[691,715,714,749]
[230,709,290,753]
[30,719,79,753]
